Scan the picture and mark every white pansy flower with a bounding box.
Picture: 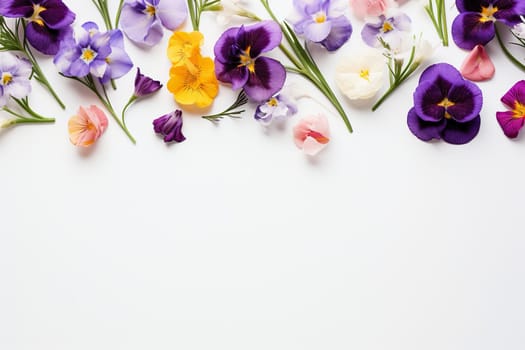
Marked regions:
[335,48,386,100]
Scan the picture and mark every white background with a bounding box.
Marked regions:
[2,1,525,349]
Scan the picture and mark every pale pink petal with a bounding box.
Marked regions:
[460,44,495,82]
[293,114,331,156]
[349,0,390,20]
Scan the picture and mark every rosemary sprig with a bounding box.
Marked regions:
[202,90,248,122]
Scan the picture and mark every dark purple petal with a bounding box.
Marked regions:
[134,67,162,97]
[496,111,525,138]
[441,115,481,144]
[25,22,71,55]
[213,26,241,64]
[244,56,286,102]
[39,0,75,29]
[456,0,485,13]
[446,81,483,122]
[419,62,463,84]
[494,0,525,25]
[319,15,352,51]
[414,80,448,122]
[235,20,282,58]
[153,110,185,143]
[501,80,525,108]
[214,59,249,90]
[0,0,33,17]
[407,107,447,141]
[452,12,495,49]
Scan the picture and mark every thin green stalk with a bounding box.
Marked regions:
[495,24,525,72]
[120,96,137,128]
[2,107,54,124]
[115,0,125,27]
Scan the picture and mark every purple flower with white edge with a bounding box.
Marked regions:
[120,0,187,46]
[452,0,525,49]
[153,109,186,143]
[0,52,32,107]
[214,20,286,102]
[0,0,75,55]
[255,93,298,125]
[407,63,483,145]
[287,0,352,51]
[361,13,411,48]
[54,22,112,79]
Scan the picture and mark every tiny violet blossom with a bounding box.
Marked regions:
[452,0,525,50]
[496,80,525,138]
[0,0,75,55]
[361,13,411,48]
[121,68,162,128]
[335,48,385,100]
[120,0,188,46]
[54,22,112,79]
[287,0,353,51]
[153,109,186,143]
[293,114,331,156]
[460,44,495,81]
[0,52,32,106]
[214,20,286,101]
[254,93,298,125]
[349,0,392,20]
[68,105,108,147]
[407,63,483,145]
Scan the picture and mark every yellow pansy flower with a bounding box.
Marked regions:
[167,31,204,67]
[167,53,219,108]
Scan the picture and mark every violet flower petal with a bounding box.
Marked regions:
[236,21,282,58]
[446,82,483,122]
[134,68,162,97]
[407,107,447,141]
[501,80,525,108]
[319,15,352,51]
[244,56,286,102]
[496,111,525,138]
[153,110,186,143]
[156,0,187,30]
[452,12,495,50]
[120,2,163,46]
[441,115,481,144]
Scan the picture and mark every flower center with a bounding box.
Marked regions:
[81,47,97,63]
[480,5,498,23]
[1,72,13,86]
[513,101,525,118]
[438,97,455,119]
[382,20,394,33]
[29,4,46,26]
[359,69,370,81]
[145,4,156,16]
[267,97,279,107]
[239,46,255,73]
[314,12,327,24]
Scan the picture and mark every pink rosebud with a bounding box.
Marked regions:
[349,0,390,20]
[68,105,108,147]
[460,44,495,82]
[293,114,330,156]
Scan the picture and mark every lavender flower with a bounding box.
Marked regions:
[153,109,186,143]
[120,0,187,46]
[0,0,75,55]
[452,0,525,49]
[101,28,134,84]
[407,63,483,145]
[0,52,32,106]
[54,22,112,79]
[287,0,352,51]
[361,13,411,48]
[254,93,297,125]
[214,20,286,101]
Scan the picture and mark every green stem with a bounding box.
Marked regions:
[98,84,136,144]
[121,96,137,128]
[495,24,525,72]
[2,107,55,124]
[115,0,125,27]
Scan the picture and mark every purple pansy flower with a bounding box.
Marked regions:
[54,22,112,79]
[407,63,483,145]
[214,20,286,102]
[254,93,298,125]
[133,68,162,97]
[452,0,525,49]
[120,0,187,46]
[153,109,186,143]
[0,52,32,107]
[496,80,525,138]
[287,0,352,51]
[361,13,411,48]
[0,0,75,55]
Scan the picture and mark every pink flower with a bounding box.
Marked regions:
[293,114,331,156]
[68,105,108,147]
[460,44,495,82]
[349,0,390,20]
